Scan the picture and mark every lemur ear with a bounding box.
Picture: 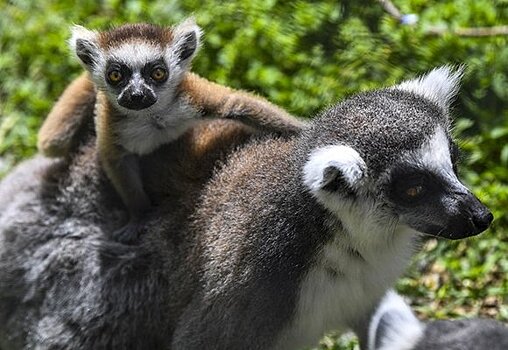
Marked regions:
[171,17,202,65]
[395,65,464,111]
[303,145,367,194]
[69,25,100,70]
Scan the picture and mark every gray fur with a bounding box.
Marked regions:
[171,67,491,349]
[369,291,508,350]
[0,67,491,349]
[0,119,256,350]
[415,319,508,350]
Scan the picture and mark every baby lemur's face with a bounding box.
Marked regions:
[104,56,167,110]
[69,19,201,114]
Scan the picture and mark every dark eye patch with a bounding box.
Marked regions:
[105,61,131,87]
[387,166,441,207]
[142,59,168,84]
[450,141,461,174]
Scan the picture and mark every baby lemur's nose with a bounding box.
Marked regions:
[120,90,157,110]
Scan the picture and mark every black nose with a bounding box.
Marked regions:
[472,209,494,232]
[439,192,493,240]
[460,194,493,236]
[118,89,157,110]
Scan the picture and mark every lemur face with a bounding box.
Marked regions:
[303,66,492,240]
[69,19,201,114]
[103,56,167,111]
[383,127,492,239]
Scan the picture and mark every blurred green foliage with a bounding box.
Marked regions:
[0,0,507,349]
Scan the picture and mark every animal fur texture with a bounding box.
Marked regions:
[37,19,304,242]
[0,67,492,349]
[369,291,508,350]
[0,119,256,350]
[37,21,304,158]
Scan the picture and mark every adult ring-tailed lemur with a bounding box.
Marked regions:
[0,66,492,350]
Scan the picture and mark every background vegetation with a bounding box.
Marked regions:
[1,0,507,348]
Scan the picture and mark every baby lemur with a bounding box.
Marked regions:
[38,18,305,242]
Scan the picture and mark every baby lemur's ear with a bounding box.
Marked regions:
[303,145,367,195]
[171,17,202,65]
[69,25,100,70]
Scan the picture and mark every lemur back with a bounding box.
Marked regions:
[38,18,305,242]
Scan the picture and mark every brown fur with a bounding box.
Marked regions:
[38,74,304,158]
[141,119,255,208]
[0,117,258,349]
[37,21,305,240]
[180,72,303,133]
[94,92,151,219]
[37,72,95,157]
[98,23,174,49]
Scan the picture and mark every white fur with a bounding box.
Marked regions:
[276,143,422,349]
[68,25,106,72]
[368,291,425,350]
[169,17,203,67]
[396,126,470,226]
[69,25,98,52]
[407,126,467,191]
[395,65,463,110]
[273,221,416,350]
[303,145,367,193]
[115,98,200,155]
[110,18,203,155]
[164,17,202,98]
[108,42,162,67]
[416,127,453,173]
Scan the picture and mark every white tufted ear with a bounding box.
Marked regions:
[170,17,202,66]
[395,65,464,110]
[303,145,367,194]
[69,25,100,70]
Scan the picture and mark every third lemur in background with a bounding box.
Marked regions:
[368,291,508,350]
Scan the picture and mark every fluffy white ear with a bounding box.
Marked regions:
[170,17,202,66]
[68,25,100,70]
[368,291,425,350]
[303,145,366,194]
[395,65,464,110]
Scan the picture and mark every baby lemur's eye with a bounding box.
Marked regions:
[107,70,123,84]
[151,67,167,82]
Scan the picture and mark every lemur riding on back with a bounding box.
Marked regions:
[38,18,305,242]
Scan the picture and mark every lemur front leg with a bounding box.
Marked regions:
[100,145,151,244]
[181,72,306,135]
[38,72,95,157]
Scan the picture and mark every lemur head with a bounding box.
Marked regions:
[303,66,493,240]
[69,18,201,113]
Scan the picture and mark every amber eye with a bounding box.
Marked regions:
[108,70,123,84]
[151,67,167,81]
[405,185,424,198]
